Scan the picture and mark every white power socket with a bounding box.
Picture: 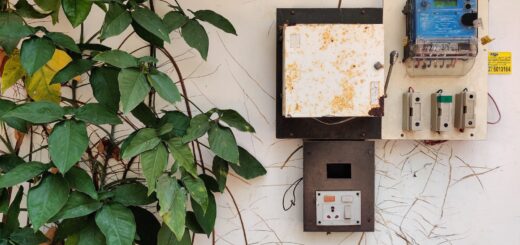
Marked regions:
[316,191,361,226]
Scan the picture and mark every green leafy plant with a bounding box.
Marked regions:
[0,0,266,244]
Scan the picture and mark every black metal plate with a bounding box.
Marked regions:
[276,8,383,140]
[303,140,375,232]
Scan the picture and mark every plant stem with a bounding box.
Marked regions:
[85,30,101,44]
[0,129,14,154]
[80,24,85,44]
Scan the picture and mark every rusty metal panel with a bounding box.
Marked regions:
[282,24,385,118]
[275,8,383,140]
[303,141,374,232]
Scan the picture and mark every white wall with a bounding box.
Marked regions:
[22,0,520,244]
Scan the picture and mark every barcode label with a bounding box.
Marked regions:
[489,52,512,75]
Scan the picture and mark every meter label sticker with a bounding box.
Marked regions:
[489,52,512,74]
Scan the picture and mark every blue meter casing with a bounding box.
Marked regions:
[404,0,479,76]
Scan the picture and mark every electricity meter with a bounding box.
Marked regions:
[403,0,479,76]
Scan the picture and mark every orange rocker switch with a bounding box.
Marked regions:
[324,195,336,203]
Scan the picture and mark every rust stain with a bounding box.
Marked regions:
[284,63,300,92]
[320,27,334,50]
[368,96,385,117]
[294,103,301,112]
[330,82,355,113]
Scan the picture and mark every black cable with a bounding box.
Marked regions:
[282,177,303,211]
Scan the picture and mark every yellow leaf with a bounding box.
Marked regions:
[1,49,26,93]
[25,50,72,103]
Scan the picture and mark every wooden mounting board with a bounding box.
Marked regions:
[381,0,489,140]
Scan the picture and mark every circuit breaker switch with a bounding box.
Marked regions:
[455,91,476,129]
[431,93,453,132]
[403,92,424,131]
[344,205,352,219]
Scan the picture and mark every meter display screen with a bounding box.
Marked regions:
[434,0,457,7]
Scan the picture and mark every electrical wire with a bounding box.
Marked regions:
[488,92,502,125]
[282,177,303,211]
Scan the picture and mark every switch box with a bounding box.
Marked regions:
[455,91,476,129]
[403,92,424,131]
[431,93,453,132]
[316,191,361,226]
[303,141,374,232]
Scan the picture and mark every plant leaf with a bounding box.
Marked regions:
[219,109,255,132]
[34,0,60,12]
[156,175,177,216]
[121,128,161,160]
[230,147,267,179]
[0,99,28,133]
[181,20,209,60]
[1,49,25,93]
[51,192,102,221]
[0,154,25,173]
[185,212,204,234]
[9,228,48,245]
[15,0,49,19]
[167,138,197,177]
[162,184,186,241]
[163,11,188,33]
[48,120,89,174]
[191,191,216,235]
[25,49,72,103]
[158,225,190,245]
[158,111,189,138]
[46,32,81,53]
[141,144,168,195]
[147,71,181,104]
[20,37,55,75]
[77,220,106,245]
[212,156,228,193]
[130,206,160,245]
[182,175,208,213]
[28,174,70,231]
[138,56,158,64]
[0,162,49,189]
[65,167,98,199]
[100,3,131,40]
[51,59,94,84]
[62,0,93,27]
[95,204,136,245]
[75,103,122,125]
[208,123,239,164]
[55,216,89,242]
[131,20,164,47]
[181,114,210,143]
[5,187,24,236]
[131,7,170,43]
[131,103,158,128]
[199,174,220,193]
[194,10,237,35]
[93,50,138,69]
[3,101,65,124]
[0,13,33,54]
[111,182,156,206]
[118,68,151,114]
[90,67,120,113]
